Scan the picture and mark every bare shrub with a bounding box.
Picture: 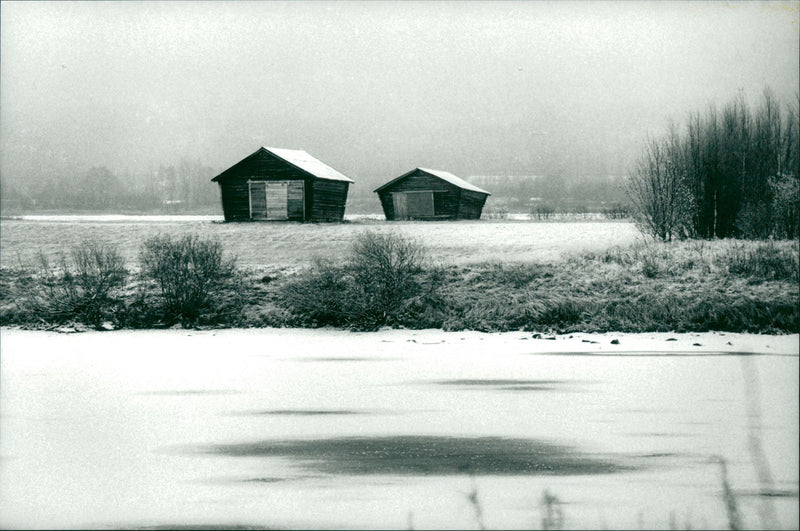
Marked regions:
[531,203,556,220]
[139,234,237,323]
[278,230,428,330]
[16,240,127,326]
[482,206,509,220]
[626,129,695,241]
[278,257,350,326]
[348,230,425,323]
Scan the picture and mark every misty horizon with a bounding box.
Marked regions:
[1,1,798,194]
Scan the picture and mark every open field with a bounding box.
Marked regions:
[0,216,640,271]
[0,328,797,530]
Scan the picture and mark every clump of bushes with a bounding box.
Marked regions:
[137,234,241,325]
[14,241,127,327]
[278,230,431,330]
[5,234,244,328]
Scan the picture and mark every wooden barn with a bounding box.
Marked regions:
[374,167,491,220]
[211,146,354,222]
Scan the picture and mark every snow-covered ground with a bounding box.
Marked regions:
[0,328,797,529]
[1,216,640,269]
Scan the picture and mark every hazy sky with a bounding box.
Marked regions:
[1,1,798,185]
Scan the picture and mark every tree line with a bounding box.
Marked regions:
[1,159,219,212]
[628,88,799,240]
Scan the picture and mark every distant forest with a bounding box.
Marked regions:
[0,159,219,214]
[0,163,628,216]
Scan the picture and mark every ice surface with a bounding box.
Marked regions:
[0,329,797,529]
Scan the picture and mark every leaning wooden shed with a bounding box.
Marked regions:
[211,146,354,222]
[374,167,491,220]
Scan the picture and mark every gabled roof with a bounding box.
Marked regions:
[374,167,490,195]
[212,146,354,183]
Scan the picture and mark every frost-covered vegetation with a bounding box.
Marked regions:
[1,232,796,333]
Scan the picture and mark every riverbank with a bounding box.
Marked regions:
[2,326,797,356]
[1,222,796,334]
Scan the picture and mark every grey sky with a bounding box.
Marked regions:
[1,1,798,185]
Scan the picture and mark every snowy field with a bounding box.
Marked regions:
[0,215,639,270]
[0,328,797,530]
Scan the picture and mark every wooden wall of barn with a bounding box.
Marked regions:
[457,189,489,220]
[309,180,349,222]
[215,149,349,222]
[377,170,461,220]
[220,178,309,221]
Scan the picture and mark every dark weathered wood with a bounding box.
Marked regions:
[213,148,350,222]
[458,189,488,220]
[309,180,349,222]
[376,168,488,220]
[250,181,267,219]
[287,180,304,219]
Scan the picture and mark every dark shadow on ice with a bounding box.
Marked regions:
[496,385,559,391]
[432,379,588,392]
[199,436,634,476]
[230,409,370,416]
[434,379,569,386]
[739,488,799,498]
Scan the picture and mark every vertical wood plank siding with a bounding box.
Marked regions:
[287,180,305,219]
[309,180,349,222]
[457,189,489,219]
[249,181,267,219]
[378,169,488,220]
[215,149,349,222]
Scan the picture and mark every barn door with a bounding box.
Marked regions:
[393,191,433,219]
[406,191,434,218]
[266,181,289,220]
[392,193,408,219]
[249,181,267,220]
[249,180,289,220]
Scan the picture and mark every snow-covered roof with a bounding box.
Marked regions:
[416,168,490,194]
[212,147,355,183]
[263,147,354,183]
[374,167,490,195]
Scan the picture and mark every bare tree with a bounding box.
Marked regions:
[630,87,799,241]
[626,127,693,241]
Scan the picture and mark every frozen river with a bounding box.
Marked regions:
[0,329,797,529]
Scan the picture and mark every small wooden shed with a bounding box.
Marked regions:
[374,167,491,220]
[211,146,354,222]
